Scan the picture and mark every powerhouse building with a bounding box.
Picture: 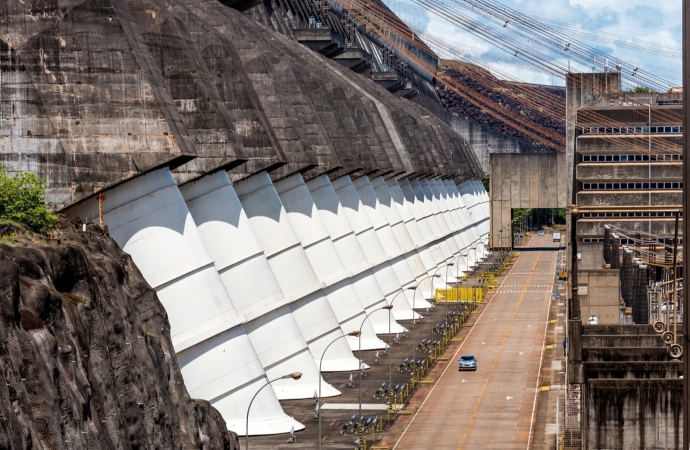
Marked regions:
[569,73,683,244]
[1,0,490,436]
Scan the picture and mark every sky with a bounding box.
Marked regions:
[382,0,682,89]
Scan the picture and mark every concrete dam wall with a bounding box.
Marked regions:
[0,0,490,436]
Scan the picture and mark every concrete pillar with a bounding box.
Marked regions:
[445,181,480,268]
[372,176,453,299]
[436,179,471,275]
[332,176,421,321]
[305,175,406,334]
[471,180,491,254]
[419,178,452,238]
[353,176,432,310]
[273,174,385,351]
[179,171,339,400]
[409,178,443,241]
[427,179,458,234]
[420,179,460,261]
[233,172,360,372]
[436,179,470,253]
[458,180,488,259]
[397,177,461,295]
[385,178,427,249]
[65,168,302,435]
[398,178,435,245]
[408,178,454,268]
[369,176,427,283]
[385,178,438,275]
[443,180,470,230]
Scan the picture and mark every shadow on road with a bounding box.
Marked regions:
[514,246,562,252]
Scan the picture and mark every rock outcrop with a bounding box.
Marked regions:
[0,218,239,449]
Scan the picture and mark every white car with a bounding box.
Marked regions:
[538,230,545,236]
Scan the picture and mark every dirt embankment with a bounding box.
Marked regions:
[0,218,239,449]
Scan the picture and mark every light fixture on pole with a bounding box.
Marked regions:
[462,251,469,281]
[453,255,462,311]
[358,304,394,420]
[471,246,478,302]
[411,274,441,367]
[246,372,302,449]
[318,331,360,450]
[386,288,415,391]
[443,262,455,325]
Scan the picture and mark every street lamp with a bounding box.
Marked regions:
[442,262,455,325]
[500,225,510,255]
[386,288,416,391]
[471,246,478,302]
[318,331,361,450]
[411,274,441,365]
[246,372,302,449]
[358,304,395,420]
[460,251,469,308]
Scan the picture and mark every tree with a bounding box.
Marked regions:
[0,167,58,233]
[482,175,490,193]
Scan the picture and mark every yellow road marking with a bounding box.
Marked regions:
[301,415,309,423]
[458,252,542,449]
[329,420,336,426]
[322,434,329,441]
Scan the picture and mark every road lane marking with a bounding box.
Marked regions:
[392,253,524,450]
[526,250,560,449]
[457,251,542,449]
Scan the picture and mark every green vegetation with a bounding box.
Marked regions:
[513,208,566,229]
[0,167,58,234]
[0,231,17,246]
[628,86,651,93]
[482,175,490,193]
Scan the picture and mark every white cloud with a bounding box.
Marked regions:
[386,0,682,87]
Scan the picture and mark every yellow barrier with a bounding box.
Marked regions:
[434,288,484,302]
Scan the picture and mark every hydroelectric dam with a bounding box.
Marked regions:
[1,0,492,438]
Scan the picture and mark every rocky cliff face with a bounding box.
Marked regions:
[0,218,239,450]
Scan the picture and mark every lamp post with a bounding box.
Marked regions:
[411,274,441,366]
[502,226,507,257]
[358,304,395,420]
[443,262,455,325]
[245,372,302,449]
[471,246,478,302]
[450,254,464,311]
[386,288,415,390]
[318,331,361,450]
[461,251,469,308]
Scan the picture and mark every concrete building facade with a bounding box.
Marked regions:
[568,73,683,244]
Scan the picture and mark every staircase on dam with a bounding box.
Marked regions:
[1,0,490,437]
[243,0,441,106]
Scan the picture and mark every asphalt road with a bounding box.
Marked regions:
[392,234,560,449]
